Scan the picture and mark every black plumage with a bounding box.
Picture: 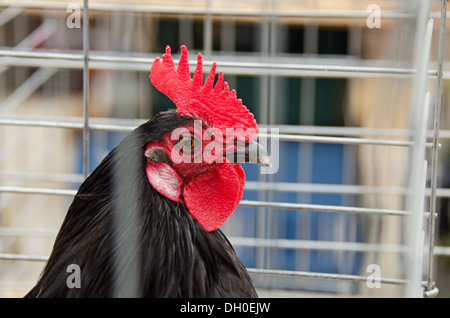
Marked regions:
[25,110,257,298]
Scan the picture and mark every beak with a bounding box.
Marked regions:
[225,140,272,166]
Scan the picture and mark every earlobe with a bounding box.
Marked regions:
[146,162,183,202]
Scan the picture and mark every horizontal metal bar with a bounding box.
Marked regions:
[262,125,414,137]
[247,268,407,285]
[0,49,84,61]
[1,229,448,258]
[3,0,446,25]
[245,181,411,196]
[4,174,450,199]
[0,186,77,196]
[262,125,450,140]
[1,225,446,257]
[234,237,450,258]
[434,246,450,256]
[1,247,449,264]
[0,186,414,216]
[4,115,450,141]
[0,117,143,132]
[0,253,426,285]
[261,133,434,147]
[230,236,407,254]
[0,49,440,78]
[0,253,48,262]
[0,253,420,284]
[245,181,450,199]
[239,200,412,216]
[0,171,84,184]
[0,118,84,129]
[0,1,415,19]
[0,117,437,148]
[0,57,440,79]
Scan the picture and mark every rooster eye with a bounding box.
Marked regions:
[178,135,195,149]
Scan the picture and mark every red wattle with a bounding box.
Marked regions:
[183,163,245,232]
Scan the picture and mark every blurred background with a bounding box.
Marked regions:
[0,0,449,297]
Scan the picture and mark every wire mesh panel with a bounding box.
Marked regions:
[0,0,449,298]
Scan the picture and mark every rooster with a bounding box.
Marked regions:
[25,46,270,298]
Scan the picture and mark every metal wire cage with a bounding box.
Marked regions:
[0,0,449,298]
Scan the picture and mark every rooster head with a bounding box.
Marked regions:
[146,46,270,232]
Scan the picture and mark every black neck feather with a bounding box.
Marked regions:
[25,110,257,298]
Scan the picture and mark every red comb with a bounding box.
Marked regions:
[150,45,258,142]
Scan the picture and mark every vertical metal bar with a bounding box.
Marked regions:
[426,0,448,295]
[107,7,142,299]
[257,0,267,261]
[297,22,318,285]
[404,0,433,295]
[111,145,143,298]
[255,0,274,290]
[264,0,277,290]
[406,91,430,297]
[82,0,90,179]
